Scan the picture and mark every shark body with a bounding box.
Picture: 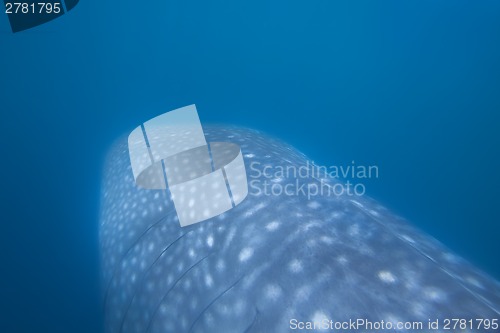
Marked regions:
[100,126,500,333]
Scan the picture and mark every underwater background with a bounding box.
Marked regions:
[0,1,499,332]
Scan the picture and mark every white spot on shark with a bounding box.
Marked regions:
[265,221,280,231]
[308,201,321,209]
[289,259,303,273]
[311,311,329,330]
[378,270,396,284]
[206,235,214,248]
[423,287,446,302]
[216,259,225,272]
[265,284,282,301]
[239,247,254,262]
[205,274,214,288]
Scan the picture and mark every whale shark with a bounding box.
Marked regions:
[100,126,500,333]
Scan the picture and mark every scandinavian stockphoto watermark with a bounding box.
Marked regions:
[127,104,377,225]
[248,160,379,199]
[289,317,499,331]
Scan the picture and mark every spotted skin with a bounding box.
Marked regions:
[100,126,500,333]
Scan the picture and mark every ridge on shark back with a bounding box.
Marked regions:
[100,126,500,333]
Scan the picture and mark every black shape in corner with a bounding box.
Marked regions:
[4,0,79,33]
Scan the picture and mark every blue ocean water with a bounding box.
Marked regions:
[0,1,499,332]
